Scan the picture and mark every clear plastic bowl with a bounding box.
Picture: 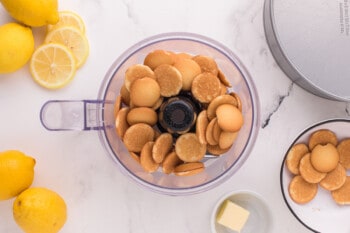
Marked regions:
[41,32,260,195]
[99,32,260,195]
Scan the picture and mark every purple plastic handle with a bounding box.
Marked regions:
[40,100,105,131]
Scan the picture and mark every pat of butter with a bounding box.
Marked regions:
[216,199,250,232]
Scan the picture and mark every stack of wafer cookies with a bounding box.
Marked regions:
[197,94,242,155]
[286,129,350,205]
[114,49,244,176]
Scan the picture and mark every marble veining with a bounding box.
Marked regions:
[262,82,294,128]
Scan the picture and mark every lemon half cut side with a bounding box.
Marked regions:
[30,43,77,89]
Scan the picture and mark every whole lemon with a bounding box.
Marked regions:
[13,187,67,233]
[0,150,35,200]
[0,23,34,74]
[0,0,59,27]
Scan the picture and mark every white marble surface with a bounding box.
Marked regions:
[0,0,349,232]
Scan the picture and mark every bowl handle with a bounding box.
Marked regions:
[40,100,106,131]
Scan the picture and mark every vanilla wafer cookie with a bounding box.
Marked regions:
[192,55,219,75]
[162,151,182,174]
[331,176,350,205]
[286,143,309,175]
[175,133,206,162]
[320,163,346,191]
[173,58,201,91]
[337,138,350,169]
[207,94,238,120]
[196,110,209,145]
[126,107,158,126]
[289,175,318,204]
[115,107,130,138]
[123,123,155,153]
[191,72,221,103]
[140,141,159,173]
[125,64,155,91]
[299,153,326,184]
[154,64,182,97]
[174,162,204,176]
[129,77,160,107]
[152,133,173,164]
[308,129,338,150]
[144,50,175,70]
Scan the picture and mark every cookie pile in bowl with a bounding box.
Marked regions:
[286,129,350,205]
[99,33,260,195]
[115,49,244,175]
[280,119,350,232]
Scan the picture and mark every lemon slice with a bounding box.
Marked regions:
[47,11,85,33]
[30,43,77,89]
[45,26,89,68]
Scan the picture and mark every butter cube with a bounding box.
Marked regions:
[216,199,250,232]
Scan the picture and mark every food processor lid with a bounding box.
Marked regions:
[265,0,350,101]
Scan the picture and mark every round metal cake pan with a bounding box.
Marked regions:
[264,0,350,102]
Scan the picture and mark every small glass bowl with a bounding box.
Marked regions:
[211,190,273,233]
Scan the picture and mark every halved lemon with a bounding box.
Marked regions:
[47,11,85,33]
[45,26,89,68]
[30,43,77,89]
